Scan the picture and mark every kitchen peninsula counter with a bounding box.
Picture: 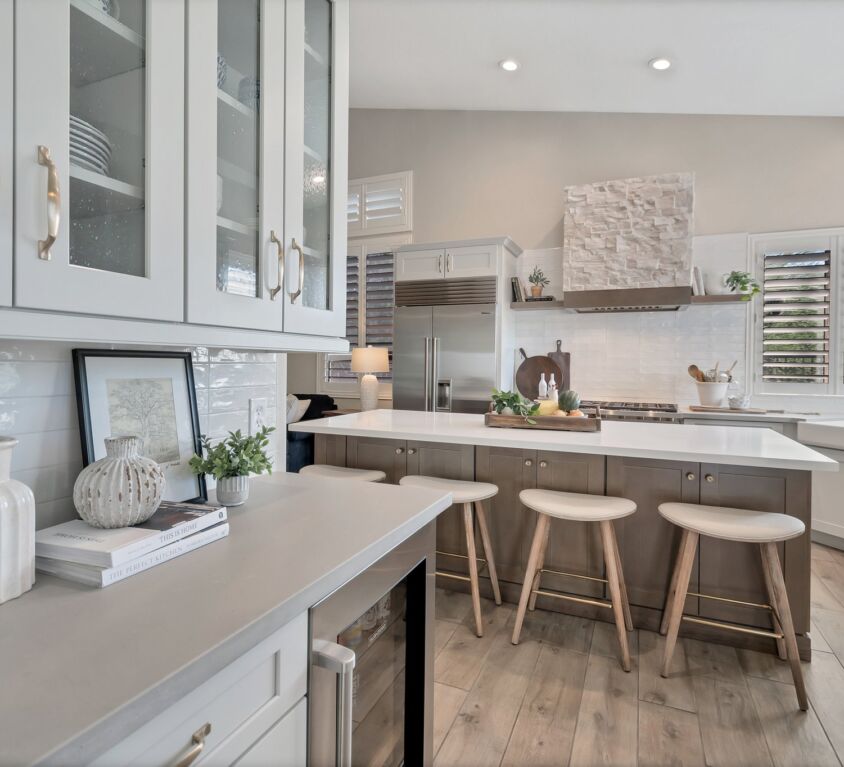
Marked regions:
[292,410,836,658]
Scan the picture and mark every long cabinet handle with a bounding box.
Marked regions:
[289,238,305,304]
[313,639,356,767]
[269,230,284,300]
[170,723,211,767]
[37,145,60,261]
[423,337,432,411]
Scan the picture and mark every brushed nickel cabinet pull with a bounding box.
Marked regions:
[686,472,696,481]
[289,237,305,303]
[539,461,548,469]
[269,230,284,300]
[407,448,416,455]
[705,474,715,483]
[170,723,211,767]
[395,447,404,455]
[438,254,443,274]
[524,459,533,467]
[37,145,60,260]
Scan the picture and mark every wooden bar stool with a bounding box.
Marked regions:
[299,464,386,482]
[399,476,501,637]
[512,489,636,671]
[658,502,807,710]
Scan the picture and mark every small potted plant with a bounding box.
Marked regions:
[189,426,275,506]
[528,266,550,298]
[725,271,761,301]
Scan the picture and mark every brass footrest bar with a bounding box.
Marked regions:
[532,588,613,611]
[687,591,772,611]
[682,615,784,640]
[537,567,608,585]
[437,550,487,565]
[436,571,472,584]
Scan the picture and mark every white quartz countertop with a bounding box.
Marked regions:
[677,406,816,423]
[0,473,452,767]
[290,409,838,472]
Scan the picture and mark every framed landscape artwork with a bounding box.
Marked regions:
[72,350,207,503]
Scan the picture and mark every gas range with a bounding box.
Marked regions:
[580,400,680,423]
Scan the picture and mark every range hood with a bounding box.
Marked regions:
[561,173,694,313]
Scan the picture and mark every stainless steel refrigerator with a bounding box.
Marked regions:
[393,302,497,414]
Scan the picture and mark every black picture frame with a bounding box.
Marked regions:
[72,349,207,503]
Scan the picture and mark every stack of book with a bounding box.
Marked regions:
[35,501,229,588]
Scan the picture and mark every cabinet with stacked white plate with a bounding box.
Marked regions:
[14,0,184,320]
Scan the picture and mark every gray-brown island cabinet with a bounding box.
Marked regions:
[312,434,812,656]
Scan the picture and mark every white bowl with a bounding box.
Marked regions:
[695,381,729,407]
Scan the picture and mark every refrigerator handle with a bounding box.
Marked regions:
[313,639,356,767]
[423,337,432,411]
[431,337,440,412]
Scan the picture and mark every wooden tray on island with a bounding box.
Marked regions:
[485,411,602,432]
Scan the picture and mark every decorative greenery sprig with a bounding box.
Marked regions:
[528,266,550,288]
[725,271,761,301]
[189,426,276,480]
[491,389,540,424]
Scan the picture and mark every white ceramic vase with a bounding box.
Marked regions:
[73,436,165,528]
[0,437,36,604]
[217,475,249,507]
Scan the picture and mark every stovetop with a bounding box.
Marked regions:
[581,400,678,413]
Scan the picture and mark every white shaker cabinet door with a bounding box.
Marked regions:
[445,244,499,279]
[282,0,349,337]
[14,0,184,321]
[185,0,286,331]
[395,249,445,282]
[0,0,11,306]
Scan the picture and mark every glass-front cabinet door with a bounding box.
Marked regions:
[14,0,184,320]
[283,0,349,337]
[185,0,286,331]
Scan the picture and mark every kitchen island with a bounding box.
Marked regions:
[0,473,452,766]
[291,409,838,658]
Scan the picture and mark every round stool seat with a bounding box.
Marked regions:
[399,476,498,503]
[520,489,636,522]
[658,503,804,543]
[299,464,386,482]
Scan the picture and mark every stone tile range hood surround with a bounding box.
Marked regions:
[562,172,695,312]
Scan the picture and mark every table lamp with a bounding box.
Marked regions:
[351,346,390,411]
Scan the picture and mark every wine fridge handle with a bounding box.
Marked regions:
[313,639,356,767]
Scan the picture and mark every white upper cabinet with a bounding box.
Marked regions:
[0,0,11,307]
[445,244,498,279]
[282,0,349,337]
[14,0,185,321]
[395,248,445,282]
[185,0,286,331]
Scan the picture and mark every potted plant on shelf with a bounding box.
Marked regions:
[724,271,761,301]
[189,426,275,506]
[528,266,550,298]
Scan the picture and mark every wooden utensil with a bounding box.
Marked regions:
[548,340,571,391]
[687,364,706,382]
[515,348,562,400]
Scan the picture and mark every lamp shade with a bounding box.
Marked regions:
[351,346,390,374]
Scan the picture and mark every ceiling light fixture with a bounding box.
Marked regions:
[499,59,519,72]
[649,57,671,71]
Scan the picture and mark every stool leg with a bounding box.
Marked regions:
[600,521,631,672]
[661,530,699,678]
[528,518,551,612]
[463,503,484,637]
[760,544,788,661]
[762,542,808,711]
[661,529,690,635]
[609,524,633,632]
[474,500,502,606]
[512,513,550,645]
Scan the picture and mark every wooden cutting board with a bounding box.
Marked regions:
[515,348,562,400]
[548,340,571,391]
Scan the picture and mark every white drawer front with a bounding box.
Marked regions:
[229,698,307,767]
[93,613,307,767]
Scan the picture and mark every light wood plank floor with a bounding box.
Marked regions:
[432,542,844,767]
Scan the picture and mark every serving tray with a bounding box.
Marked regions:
[484,412,602,432]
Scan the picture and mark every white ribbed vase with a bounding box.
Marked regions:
[216,475,249,507]
[0,437,36,604]
[73,436,165,528]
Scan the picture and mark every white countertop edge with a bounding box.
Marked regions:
[36,484,453,767]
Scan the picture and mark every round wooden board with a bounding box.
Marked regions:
[515,348,562,400]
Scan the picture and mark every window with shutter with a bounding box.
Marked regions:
[347,172,412,237]
[761,250,831,384]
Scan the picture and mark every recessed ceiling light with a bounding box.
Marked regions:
[649,57,672,71]
[499,59,519,72]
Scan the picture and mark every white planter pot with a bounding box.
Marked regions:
[217,475,250,507]
[0,437,36,604]
[696,381,729,407]
[73,436,165,528]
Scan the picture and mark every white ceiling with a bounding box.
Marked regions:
[349,0,844,116]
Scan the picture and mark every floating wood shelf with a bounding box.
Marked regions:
[690,295,749,304]
[510,300,566,311]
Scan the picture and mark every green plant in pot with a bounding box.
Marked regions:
[528,266,550,298]
[189,426,275,507]
[725,271,761,301]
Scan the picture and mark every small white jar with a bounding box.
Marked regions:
[0,437,35,603]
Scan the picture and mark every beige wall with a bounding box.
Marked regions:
[349,109,844,249]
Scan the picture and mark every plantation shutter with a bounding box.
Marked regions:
[347,172,412,237]
[761,249,831,383]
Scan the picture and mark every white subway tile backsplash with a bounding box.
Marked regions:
[0,341,281,530]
